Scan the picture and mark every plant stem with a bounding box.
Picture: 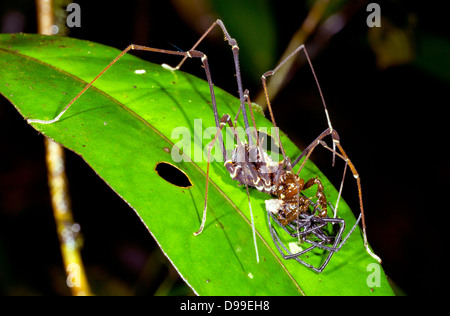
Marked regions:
[36,0,92,296]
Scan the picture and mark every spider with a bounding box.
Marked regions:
[266,197,363,272]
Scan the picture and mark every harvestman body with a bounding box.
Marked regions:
[27,19,381,271]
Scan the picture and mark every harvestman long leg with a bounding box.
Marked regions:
[26,41,230,235]
[262,44,337,166]
[261,44,382,263]
[27,20,264,263]
[168,20,271,262]
[167,19,254,147]
[27,20,248,134]
[27,45,218,125]
[198,113,260,262]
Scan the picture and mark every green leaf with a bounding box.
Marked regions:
[0,34,393,296]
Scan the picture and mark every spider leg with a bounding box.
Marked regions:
[269,213,343,273]
[268,197,367,272]
[268,212,323,272]
[334,213,362,252]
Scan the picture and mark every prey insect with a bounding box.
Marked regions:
[27,19,381,271]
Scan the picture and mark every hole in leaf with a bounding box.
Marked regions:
[154,162,192,188]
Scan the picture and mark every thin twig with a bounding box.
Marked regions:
[36,0,92,296]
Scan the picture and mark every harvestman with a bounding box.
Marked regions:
[167,20,382,268]
[27,19,381,270]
